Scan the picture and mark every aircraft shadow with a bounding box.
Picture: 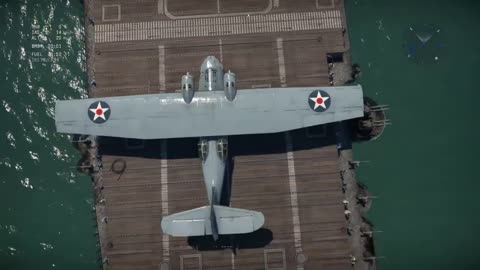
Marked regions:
[187,228,273,251]
[93,124,351,250]
[98,123,341,159]
[220,155,234,206]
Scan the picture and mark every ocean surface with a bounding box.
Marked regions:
[0,0,97,269]
[0,0,479,269]
[346,0,480,269]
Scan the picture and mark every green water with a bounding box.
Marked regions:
[346,0,480,269]
[1,0,479,269]
[0,0,98,269]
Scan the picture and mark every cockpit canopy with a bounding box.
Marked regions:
[205,69,217,82]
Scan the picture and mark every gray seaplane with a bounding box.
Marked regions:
[55,56,364,241]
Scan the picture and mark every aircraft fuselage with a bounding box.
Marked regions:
[198,56,228,205]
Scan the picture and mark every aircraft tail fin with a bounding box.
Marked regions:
[161,205,264,240]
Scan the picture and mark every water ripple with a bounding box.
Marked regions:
[14,163,23,171]
[84,198,94,208]
[21,177,33,189]
[3,100,13,113]
[2,101,27,133]
[40,242,54,251]
[20,46,26,61]
[8,246,16,256]
[12,80,19,94]
[0,224,17,234]
[56,171,76,184]
[37,87,47,103]
[8,225,16,234]
[33,124,49,140]
[52,146,70,161]
[6,48,12,61]
[68,77,84,94]
[46,106,55,119]
[1,158,12,168]
[377,19,384,31]
[28,151,40,162]
[20,4,26,15]
[6,131,16,148]
[24,104,34,116]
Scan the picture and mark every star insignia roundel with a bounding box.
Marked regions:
[88,101,111,124]
[308,90,331,112]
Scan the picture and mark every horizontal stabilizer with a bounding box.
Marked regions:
[161,205,264,237]
[214,205,265,234]
[161,206,210,237]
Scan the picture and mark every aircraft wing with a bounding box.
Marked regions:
[55,85,364,139]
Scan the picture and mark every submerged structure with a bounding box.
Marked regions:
[73,0,389,269]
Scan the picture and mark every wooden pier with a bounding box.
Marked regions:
[81,0,370,269]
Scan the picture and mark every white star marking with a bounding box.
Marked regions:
[89,102,109,121]
[309,91,330,110]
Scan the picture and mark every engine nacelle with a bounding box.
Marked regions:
[181,73,195,104]
[223,70,237,101]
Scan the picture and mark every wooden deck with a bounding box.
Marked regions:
[86,0,355,269]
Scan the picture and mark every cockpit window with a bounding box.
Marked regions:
[205,69,217,82]
[188,84,192,89]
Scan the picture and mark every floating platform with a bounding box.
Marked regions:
[80,0,374,269]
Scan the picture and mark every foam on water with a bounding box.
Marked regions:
[6,131,16,148]
[0,225,17,235]
[14,163,22,171]
[8,246,17,256]
[28,151,40,162]
[51,145,70,161]
[19,46,26,60]
[3,100,13,113]
[37,87,47,103]
[40,242,54,251]
[1,158,12,168]
[20,177,33,189]
[33,123,49,140]
[24,104,34,116]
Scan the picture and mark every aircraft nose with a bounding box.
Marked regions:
[202,56,219,69]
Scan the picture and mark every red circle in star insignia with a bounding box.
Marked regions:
[88,101,111,124]
[308,90,331,112]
